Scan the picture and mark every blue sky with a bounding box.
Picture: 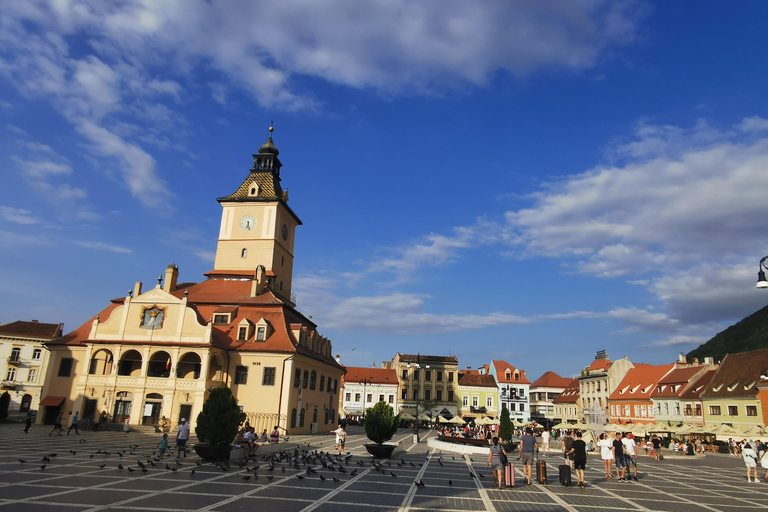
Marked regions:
[2,1,768,381]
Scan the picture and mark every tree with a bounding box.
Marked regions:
[499,404,512,442]
[195,387,246,446]
[363,401,400,445]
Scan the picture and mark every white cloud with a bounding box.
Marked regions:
[13,157,72,178]
[73,241,132,253]
[0,205,39,225]
[736,116,768,133]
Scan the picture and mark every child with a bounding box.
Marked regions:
[158,433,169,458]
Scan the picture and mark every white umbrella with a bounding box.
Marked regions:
[418,413,433,422]
[399,412,416,421]
[475,416,499,425]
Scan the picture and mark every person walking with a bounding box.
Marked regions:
[176,418,190,457]
[519,427,538,485]
[567,431,588,488]
[49,412,64,436]
[158,433,169,459]
[331,424,346,454]
[743,442,759,483]
[123,415,131,434]
[487,436,508,489]
[598,433,613,478]
[67,411,79,435]
[651,434,662,461]
[24,411,33,434]
[541,429,551,456]
[622,433,638,481]
[562,430,574,471]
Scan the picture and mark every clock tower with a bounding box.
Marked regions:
[213,127,302,304]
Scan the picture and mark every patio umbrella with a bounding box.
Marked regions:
[399,412,416,421]
[551,422,568,430]
[418,413,433,422]
[737,424,767,438]
[444,416,466,424]
[710,424,740,437]
[646,422,675,433]
[475,416,499,425]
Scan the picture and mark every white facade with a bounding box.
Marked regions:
[341,381,398,417]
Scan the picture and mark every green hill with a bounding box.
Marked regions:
[687,304,768,363]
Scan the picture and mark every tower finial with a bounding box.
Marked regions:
[269,120,274,134]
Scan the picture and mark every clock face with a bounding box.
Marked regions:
[239,215,256,232]
[281,224,288,241]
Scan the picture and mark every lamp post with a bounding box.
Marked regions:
[360,377,371,421]
[407,354,430,442]
[757,255,768,288]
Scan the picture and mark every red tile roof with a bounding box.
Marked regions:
[700,348,768,399]
[609,363,675,401]
[491,360,530,384]
[342,367,399,386]
[651,365,708,398]
[530,371,572,388]
[587,359,612,372]
[0,320,63,339]
[679,369,718,400]
[552,378,580,404]
[458,373,498,387]
[398,354,459,364]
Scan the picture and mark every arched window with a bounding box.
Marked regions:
[147,351,172,378]
[299,409,305,427]
[241,248,247,258]
[290,408,297,428]
[312,408,317,423]
[118,350,143,376]
[176,353,201,379]
[309,370,317,390]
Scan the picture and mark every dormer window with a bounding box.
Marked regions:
[254,317,272,342]
[249,185,260,196]
[505,371,511,380]
[514,370,520,381]
[256,327,265,341]
[213,314,231,325]
[237,318,253,341]
[727,382,739,392]
[712,384,723,392]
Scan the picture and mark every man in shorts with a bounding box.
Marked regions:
[176,418,190,458]
[622,433,638,480]
[651,434,662,461]
[612,432,628,481]
[519,428,538,485]
[331,424,346,453]
[541,429,551,456]
[568,431,588,488]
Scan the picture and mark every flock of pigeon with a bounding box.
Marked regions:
[18,441,485,490]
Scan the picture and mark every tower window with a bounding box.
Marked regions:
[250,188,256,195]
[241,249,247,258]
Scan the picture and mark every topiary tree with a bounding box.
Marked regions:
[195,387,246,446]
[499,404,512,442]
[364,401,400,445]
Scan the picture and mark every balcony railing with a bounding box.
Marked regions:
[7,356,21,365]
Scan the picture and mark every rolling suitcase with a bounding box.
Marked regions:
[558,464,572,486]
[504,463,515,487]
[536,460,547,484]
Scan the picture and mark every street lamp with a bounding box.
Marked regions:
[406,354,430,442]
[358,377,371,421]
[757,255,768,288]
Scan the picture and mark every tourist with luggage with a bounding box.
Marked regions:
[487,436,509,489]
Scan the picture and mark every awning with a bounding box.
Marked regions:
[40,396,65,407]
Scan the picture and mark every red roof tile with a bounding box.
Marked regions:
[458,373,498,387]
[491,360,531,384]
[588,359,612,372]
[0,320,62,339]
[552,378,580,404]
[679,369,718,400]
[609,363,675,401]
[342,367,399,386]
[530,371,572,388]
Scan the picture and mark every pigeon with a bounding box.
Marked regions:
[415,480,425,488]
[390,472,398,478]
[296,475,304,480]
[438,460,443,466]
[350,468,357,476]
[90,455,94,458]
[142,468,149,473]
[118,464,124,470]
[448,480,453,486]
[267,466,275,472]
[319,474,326,481]
[42,456,51,462]
[128,467,135,473]
[166,464,172,471]
[266,475,274,481]
[40,464,46,470]
[478,473,485,478]
[242,475,251,481]
[281,467,286,473]
[117,452,123,458]
[176,460,183,467]
[190,469,196,476]
[171,468,177,472]
[469,472,476,479]
[19,459,27,463]
[332,477,340,483]
[50,453,57,457]
[410,462,416,467]
[98,464,106,469]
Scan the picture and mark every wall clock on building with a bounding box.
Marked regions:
[239,215,256,232]
[281,224,288,241]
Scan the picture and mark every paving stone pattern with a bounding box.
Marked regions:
[0,423,764,512]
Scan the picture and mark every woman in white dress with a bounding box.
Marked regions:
[598,433,614,479]
[743,442,759,483]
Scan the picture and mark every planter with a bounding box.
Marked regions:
[365,443,396,458]
[193,444,233,462]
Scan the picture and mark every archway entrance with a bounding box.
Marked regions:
[113,391,133,423]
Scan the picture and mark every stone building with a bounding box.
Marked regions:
[0,320,62,414]
[340,366,399,422]
[388,353,459,420]
[40,129,345,434]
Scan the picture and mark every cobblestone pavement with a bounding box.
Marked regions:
[0,423,765,512]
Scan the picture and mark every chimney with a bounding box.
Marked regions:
[134,281,143,296]
[691,357,699,364]
[335,354,341,364]
[678,353,687,364]
[704,357,714,365]
[163,264,179,292]
[251,266,267,297]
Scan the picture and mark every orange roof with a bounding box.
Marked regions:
[530,371,572,388]
[609,363,675,401]
[651,365,707,398]
[0,320,63,339]
[552,378,580,404]
[458,373,497,387]
[587,359,612,372]
[342,367,399,386]
[491,360,531,384]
